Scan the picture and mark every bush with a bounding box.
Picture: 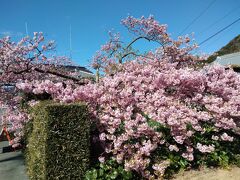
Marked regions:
[86,120,240,180]
[25,101,90,179]
[73,60,240,179]
[149,121,240,179]
[85,158,141,180]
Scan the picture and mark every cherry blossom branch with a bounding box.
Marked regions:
[125,36,151,50]
[34,68,86,85]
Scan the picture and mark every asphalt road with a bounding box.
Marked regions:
[0,141,28,180]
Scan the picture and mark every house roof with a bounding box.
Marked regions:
[215,52,240,66]
[63,65,93,74]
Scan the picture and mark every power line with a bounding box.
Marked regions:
[199,16,240,46]
[25,22,29,36]
[199,23,233,49]
[198,5,240,37]
[178,0,217,36]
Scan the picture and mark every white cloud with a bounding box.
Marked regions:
[0,31,12,36]
[0,31,24,37]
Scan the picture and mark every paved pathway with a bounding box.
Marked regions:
[0,141,28,180]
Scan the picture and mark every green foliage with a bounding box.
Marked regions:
[85,159,140,180]
[189,124,240,168]
[25,101,90,179]
[147,118,240,178]
[21,119,33,154]
[152,145,189,179]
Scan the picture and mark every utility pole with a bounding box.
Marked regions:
[69,24,72,59]
[25,22,29,36]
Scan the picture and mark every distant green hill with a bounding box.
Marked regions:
[207,34,240,63]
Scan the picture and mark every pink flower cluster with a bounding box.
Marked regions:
[169,144,179,152]
[196,143,215,153]
[67,59,240,178]
[220,133,234,142]
[1,107,29,146]
[0,32,72,108]
[152,160,170,177]
[121,15,168,42]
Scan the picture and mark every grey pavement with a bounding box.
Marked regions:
[0,141,28,180]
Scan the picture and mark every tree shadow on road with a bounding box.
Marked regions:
[0,152,24,163]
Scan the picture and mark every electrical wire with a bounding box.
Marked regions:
[198,5,240,37]
[178,0,217,36]
[199,16,240,46]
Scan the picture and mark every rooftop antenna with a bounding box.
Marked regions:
[25,22,29,36]
[69,24,72,59]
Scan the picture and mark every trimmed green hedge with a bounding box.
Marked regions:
[25,101,90,179]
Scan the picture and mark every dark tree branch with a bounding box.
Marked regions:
[34,68,86,85]
[125,36,151,50]
[13,68,31,74]
[120,52,154,63]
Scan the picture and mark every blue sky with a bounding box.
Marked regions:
[1,0,240,68]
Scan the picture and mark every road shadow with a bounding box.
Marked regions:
[0,153,23,163]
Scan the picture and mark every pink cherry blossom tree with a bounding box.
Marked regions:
[0,32,86,146]
[91,15,207,82]
[79,16,240,178]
